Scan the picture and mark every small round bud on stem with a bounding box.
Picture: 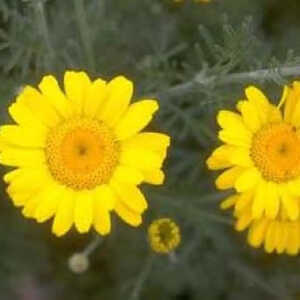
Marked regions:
[68,253,89,274]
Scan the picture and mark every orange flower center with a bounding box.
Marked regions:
[45,118,120,190]
[251,123,300,183]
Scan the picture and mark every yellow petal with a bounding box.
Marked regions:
[15,86,61,127]
[35,183,63,223]
[93,199,111,235]
[234,168,260,192]
[238,101,261,132]
[287,178,300,197]
[112,165,144,185]
[234,191,253,214]
[0,147,45,167]
[220,194,238,210]
[215,166,244,190]
[120,147,164,171]
[94,184,116,210]
[52,190,75,236]
[276,222,288,254]
[22,194,41,218]
[122,132,170,156]
[281,193,299,221]
[64,71,91,114]
[84,78,107,117]
[142,169,165,185]
[206,145,235,170]
[245,86,270,125]
[265,182,279,219]
[252,181,267,219]
[22,180,57,218]
[114,201,142,227]
[229,147,252,167]
[284,82,300,126]
[286,223,299,255]
[264,222,276,253]
[6,168,50,207]
[115,100,159,140]
[217,111,252,147]
[0,125,47,148]
[278,85,289,109]
[218,129,252,148]
[8,102,47,133]
[74,191,93,233]
[38,75,72,118]
[235,210,252,231]
[217,110,244,130]
[3,169,21,183]
[111,181,148,213]
[98,76,133,126]
[247,218,269,248]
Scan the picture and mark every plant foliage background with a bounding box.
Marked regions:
[1,0,300,299]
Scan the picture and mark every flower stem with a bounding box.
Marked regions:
[159,65,300,97]
[130,254,155,300]
[74,0,96,72]
[82,235,103,257]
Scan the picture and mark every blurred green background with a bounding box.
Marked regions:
[1,0,300,299]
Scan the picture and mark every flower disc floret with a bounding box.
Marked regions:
[46,118,120,190]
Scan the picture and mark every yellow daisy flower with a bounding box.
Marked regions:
[207,82,300,254]
[148,218,181,254]
[0,71,170,237]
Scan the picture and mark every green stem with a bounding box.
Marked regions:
[159,65,300,97]
[130,254,155,300]
[83,235,103,256]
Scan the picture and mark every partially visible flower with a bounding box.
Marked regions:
[0,71,170,237]
[207,82,300,255]
[148,218,181,254]
[223,193,300,256]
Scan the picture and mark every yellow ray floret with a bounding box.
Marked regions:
[0,71,170,237]
[207,82,300,254]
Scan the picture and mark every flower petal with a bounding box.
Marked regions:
[247,218,269,248]
[93,199,111,235]
[215,166,244,190]
[38,75,72,118]
[98,76,133,126]
[14,86,61,127]
[114,201,142,227]
[64,71,91,114]
[0,125,47,148]
[74,191,93,233]
[111,181,148,213]
[112,165,144,185]
[281,192,299,221]
[94,184,116,211]
[234,168,260,192]
[206,145,235,170]
[83,78,107,117]
[115,100,159,140]
[52,190,75,236]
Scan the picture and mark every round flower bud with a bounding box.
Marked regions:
[68,253,89,274]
